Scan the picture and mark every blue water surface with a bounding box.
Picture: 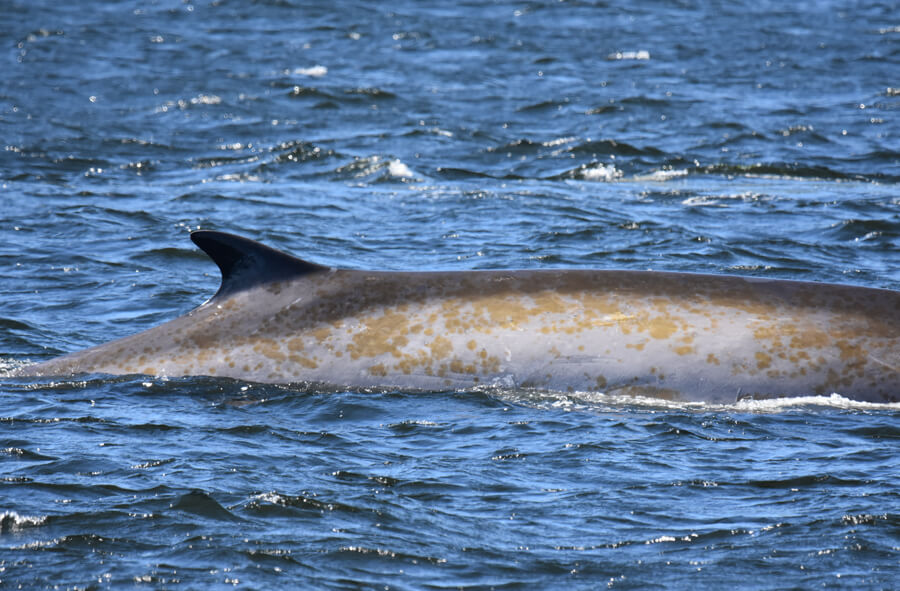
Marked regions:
[1,0,899,588]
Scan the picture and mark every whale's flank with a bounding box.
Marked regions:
[11,231,900,404]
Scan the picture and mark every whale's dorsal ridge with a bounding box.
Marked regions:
[190,230,329,299]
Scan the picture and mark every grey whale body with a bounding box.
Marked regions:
[13,231,900,404]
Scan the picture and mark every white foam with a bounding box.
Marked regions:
[293,65,328,77]
[505,389,900,414]
[579,162,623,182]
[190,94,221,105]
[254,492,288,505]
[607,50,650,60]
[733,393,900,412]
[543,136,577,148]
[388,159,414,178]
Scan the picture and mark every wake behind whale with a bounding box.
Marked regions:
[12,231,899,403]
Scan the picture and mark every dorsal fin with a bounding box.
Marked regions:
[190,231,329,299]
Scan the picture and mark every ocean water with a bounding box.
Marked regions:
[1,0,899,588]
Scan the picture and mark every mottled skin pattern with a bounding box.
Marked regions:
[15,260,900,403]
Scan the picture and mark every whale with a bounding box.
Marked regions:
[11,231,900,403]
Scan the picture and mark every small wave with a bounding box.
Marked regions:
[130,458,176,470]
[434,166,497,179]
[748,474,867,489]
[2,447,56,461]
[486,138,541,154]
[633,169,689,182]
[192,153,260,170]
[120,159,157,175]
[131,246,198,263]
[697,162,866,182]
[566,138,665,157]
[843,425,900,439]
[841,513,891,526]
[680,191,770,207]
[245,491,360,515]
[585,104,621,115]
[343,87,396,99]
[516,99,572,113]
[332,155,417,182]
[387,419,440,430]
[619,95,671,107]
[154,94,222,113]
[484,137,664,171]
[560,162,623,182]
[334,545,447,565]
[287,85,334,99]
[0,511,47,532]
[269,140,336,164]
[825,218,898,243]
[403,126,454,138]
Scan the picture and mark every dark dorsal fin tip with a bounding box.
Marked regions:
[190,230,328,299]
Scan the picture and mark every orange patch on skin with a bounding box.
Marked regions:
[312,327,332,343]
[347,310,412,360]
[644,316,679,340]
[788,326,830,350]
[429,335,453,358]
[835,340,866,363]
[254,338,286,362]
[289,354,318,369]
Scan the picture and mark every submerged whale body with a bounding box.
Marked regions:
[13,231,900,403]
